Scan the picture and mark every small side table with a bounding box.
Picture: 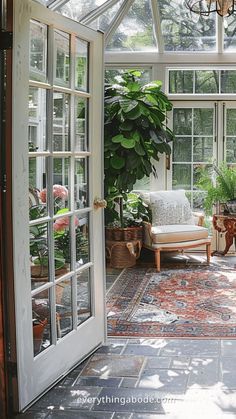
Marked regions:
[212,214,236,255]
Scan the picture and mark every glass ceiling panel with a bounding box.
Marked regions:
[88,0,124,32]
[224,16,236,51]
[106,0,157,51]
[157,0,216,51]
[58,0,108,22]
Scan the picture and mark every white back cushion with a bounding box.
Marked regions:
[149,190,194,226]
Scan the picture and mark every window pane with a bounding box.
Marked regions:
[226,109,236,136]
[30,222,49,287]
[56,278,73,339]
[221,70,236,93]
[105,68,151,85]
[193,137,213,162]
[195,70,219,93]
[29,156,48,217]
[75,38,88,92]
[53,158,70,214]
[169,70,193,94]
[77,269,91,326]
[193,109,213,135]
[158,0,216,51]
[173,137,192,162]
[30,20,47,82]
[54,216,72,275]
[75,97,88,151]
[89,0,124,32]
[75,214,89,268]
[172,164,191,190]
[224,15,236,51]
[173,109,192,135]
[53,93,70,151]
[54,30,70,86]
[28,88,47,152]
[226,137,236,163]
[32,289,51,356]
[107,0,157,51]
[75,158,89,208]
[59,0,108,21]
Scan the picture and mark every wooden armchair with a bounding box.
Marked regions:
[138,190,211,271]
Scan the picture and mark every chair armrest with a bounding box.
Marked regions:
[142,221,153,246]
[192,211,205,227]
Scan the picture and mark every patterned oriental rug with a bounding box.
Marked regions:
[106,265,236,338]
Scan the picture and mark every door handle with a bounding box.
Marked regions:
[93,197,107,209]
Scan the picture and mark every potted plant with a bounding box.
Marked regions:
[104,70,174,238]
[105,192,152,241]
[196,162,236,215]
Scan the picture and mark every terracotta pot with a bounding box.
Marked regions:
[33,319,47,355]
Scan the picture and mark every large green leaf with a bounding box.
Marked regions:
[135,143,145,156]
[112,134,124,143]
[121,138,136,149]
[120,120,133,131]
[125,104,142,120]
[120,99,138,113]
[110,155,125,169]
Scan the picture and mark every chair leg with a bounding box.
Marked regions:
[206,243,211,264]
[155,249,161,272]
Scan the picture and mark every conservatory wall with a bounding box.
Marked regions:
[45,0,236,202]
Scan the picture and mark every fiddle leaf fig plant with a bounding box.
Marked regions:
[104,70,174,227]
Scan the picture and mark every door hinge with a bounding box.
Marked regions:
[0,31,13,50]
[7,361,17,377]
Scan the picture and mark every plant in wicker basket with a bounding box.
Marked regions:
[104,70,173,267]
[104,70,173,244]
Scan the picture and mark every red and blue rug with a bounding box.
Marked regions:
[106,264,236,338]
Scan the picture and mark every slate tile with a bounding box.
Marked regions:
[137,368,189,392]
[74,376,122,387]
[46,412,113,418]
[123,344,160,356]
[159,339,220,357]
[96,344,125,355]
[119,378,138,388]
[220,357,236,388]
[145,357,171,369]
[170,357,190,369]
[80,354,145,378]
[221,340,236,357]
[30,387,101,411]
[14,413,49,419]
[187,358,219,387]
[91,388,169,413]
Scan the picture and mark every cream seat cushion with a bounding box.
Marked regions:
[151,224,209,244]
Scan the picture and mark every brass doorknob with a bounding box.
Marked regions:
[93,197,107,209]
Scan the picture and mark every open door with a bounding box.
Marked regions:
[12,0,106,410]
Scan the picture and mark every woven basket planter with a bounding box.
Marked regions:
[106,239,142,268]
[105,226,143,242]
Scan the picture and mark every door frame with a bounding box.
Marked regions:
[0,0,20,415]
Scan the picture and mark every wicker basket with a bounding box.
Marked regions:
[106,239,142,268]
[105,226,143,242]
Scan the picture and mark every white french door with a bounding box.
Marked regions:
[168,101,236,252]
[13,0,105,410]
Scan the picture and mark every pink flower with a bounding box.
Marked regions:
[53,185,68,200]
[39,185,69,203]
[39,188,47,203]
[54,216,79,232]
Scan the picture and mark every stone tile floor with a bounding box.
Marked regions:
[15,255,236,419]
[15,337,236,418]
